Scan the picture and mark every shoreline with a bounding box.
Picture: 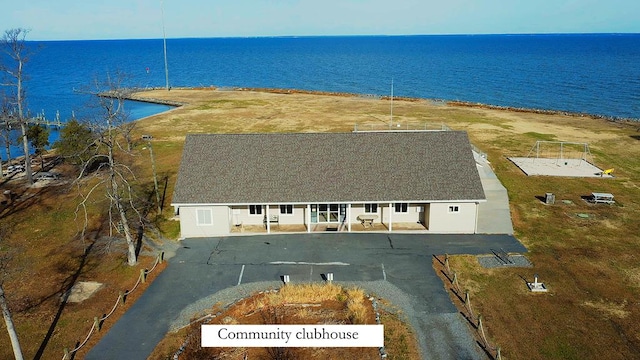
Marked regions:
[129,86,640,123]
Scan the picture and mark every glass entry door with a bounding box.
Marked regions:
[312,204,343,223]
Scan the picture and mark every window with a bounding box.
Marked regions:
[317,204,340,223]
[196,209,213,226]
[394,203,408,213]
[249,205,262,215]
[448,205,460,213]
[280,204,293,215]
[364,203,378,213]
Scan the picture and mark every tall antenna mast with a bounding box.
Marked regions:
[390,78,394,127]
[161,0,170,90]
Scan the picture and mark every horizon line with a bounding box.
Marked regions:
[28,31,640,42]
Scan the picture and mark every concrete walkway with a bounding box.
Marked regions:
[474,151,515,234]
[86,233,526,360]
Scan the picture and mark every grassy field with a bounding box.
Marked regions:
[0,87,638,359]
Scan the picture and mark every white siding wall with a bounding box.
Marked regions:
[177,202,478,237]
[233,206,264,226]
[230,205,306,226]
[349,204,382,224]
[428,202,477,233]
[276,205,306,225]
[381,203,421,223]
[179,206,230,238]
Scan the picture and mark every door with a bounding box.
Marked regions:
[312,204,342,223]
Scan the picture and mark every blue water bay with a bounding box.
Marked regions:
[3,34,639,160]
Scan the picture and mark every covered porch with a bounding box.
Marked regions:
[231,202,429,234]
[230,222,428,234]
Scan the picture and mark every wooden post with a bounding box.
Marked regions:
[140,269,146,283]
[477,314,487,346]
[465,290,473,318]
[94,316,101,331]
[119,291,125,304]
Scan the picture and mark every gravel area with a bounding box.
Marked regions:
[170,281,282,331]
[477,254,532,268]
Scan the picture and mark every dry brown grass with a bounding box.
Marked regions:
[268,282,344,305]
[582,299,630,319]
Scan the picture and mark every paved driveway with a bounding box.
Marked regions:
[475,151,515,234]
[86,233,526,360]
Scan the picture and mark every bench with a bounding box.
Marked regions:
[591,192,615,204]
[357,214,378,228]
[264,214,280,228]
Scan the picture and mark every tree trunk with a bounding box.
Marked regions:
[111,168,137,266]
[16,55,32,185]
[117,195,137,266]
[3,129,11,165]
[19,122,31,184]
[0,283,24,360]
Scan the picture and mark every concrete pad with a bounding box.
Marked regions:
[65,281,104,303]
[474,152,514,234]
[509,157,612,177]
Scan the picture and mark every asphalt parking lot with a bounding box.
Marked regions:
[87,233,526,360]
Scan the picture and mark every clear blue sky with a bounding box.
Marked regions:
[3,0,639,40]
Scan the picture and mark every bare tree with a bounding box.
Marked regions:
[121,121,136,152]
[74,73,142,266]
[0,285,23,360]
[0,225,24,360]
[0,28,33,184]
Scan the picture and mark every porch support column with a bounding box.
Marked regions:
[388,202,393,232]
[474,202,479,234]
[307,204,311,233]
[266,205,270,234]
[347,203,352,232]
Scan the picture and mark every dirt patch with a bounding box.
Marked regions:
[582,300,630,319]
[64,281,104,303]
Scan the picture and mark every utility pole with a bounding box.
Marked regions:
[161,0,170,91]
[148,141,162,215]
[390,78,394,128]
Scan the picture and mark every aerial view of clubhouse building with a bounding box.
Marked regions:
[171,130,486,238]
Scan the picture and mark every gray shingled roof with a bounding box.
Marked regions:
[171,131,486,205]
